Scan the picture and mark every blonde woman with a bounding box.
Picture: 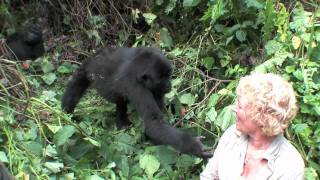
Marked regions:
[200,73,304,180]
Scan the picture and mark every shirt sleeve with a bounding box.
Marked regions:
[200,153,219,180]
[280,162,304,180]
[200,125,236,180]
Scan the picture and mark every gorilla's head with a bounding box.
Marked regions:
[135,48,172,94]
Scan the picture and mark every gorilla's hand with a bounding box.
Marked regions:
[193,136,213,159]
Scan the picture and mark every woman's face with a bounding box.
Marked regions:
[234,97,260,134]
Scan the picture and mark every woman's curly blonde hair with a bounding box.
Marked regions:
[236,73,298,136]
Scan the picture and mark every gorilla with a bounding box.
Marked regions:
[61,47,212,158]
[1,25,44,60]
[0,162,14,180]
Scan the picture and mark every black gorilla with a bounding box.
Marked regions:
[61,47,212,158]
[2,25,44,60]
[0,162,14,180]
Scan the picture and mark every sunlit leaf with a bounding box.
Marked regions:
[244,0,264,9]
[265,40,282,55]
[84,137,101,147]
[139,154,160,178]
[205,107,217,123]
[0,151,9,163]
[142,13,157,25]
[41,58,55,73]
[202,57,214,70]
[57,62,77,74]
[216,105,235,131]
[160,28,173,49]
[183,0,201,8]
[235,30,246,42]
[23,141,43,156]
[179,93,196,106]
[208,93,220,107]
[40,90,57,102]
[41,72,57,85]
[53,125,76,146]
[292,36,302,49]
[44,162,64,173]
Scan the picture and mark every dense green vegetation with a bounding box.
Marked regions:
[0,0,319,179]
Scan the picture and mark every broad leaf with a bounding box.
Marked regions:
[142,13,157,25]
[215,105,235,131]
[53,125,76,146]
[139,154,160,178]
[44,162,64,173]
[41,72,57,85]
[179,93,196,106]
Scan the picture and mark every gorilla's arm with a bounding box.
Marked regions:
[0,162,15,180]
[128,85,212,158]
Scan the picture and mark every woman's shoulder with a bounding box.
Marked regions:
[276,137,305,169]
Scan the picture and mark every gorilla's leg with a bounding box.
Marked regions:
[61,68,90,113]
[115,101,131,129]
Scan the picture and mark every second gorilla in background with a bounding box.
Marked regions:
[61,47,212,158]
[2,25,44,60]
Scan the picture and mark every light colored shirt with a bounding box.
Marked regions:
[200,124,304,180]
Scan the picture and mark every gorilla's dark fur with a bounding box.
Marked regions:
[0,162,14,180]
[3,25,44,60]
[61,47,212,158]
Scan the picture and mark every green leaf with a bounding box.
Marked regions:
[41,59,55,73]
[62,173,75,180]
[293,70,303,81]
[254,52,293,73]
[156,0,163,5]
[208,93,219,107]
[292,36,302,49]
[244,0,264,9]
[201,57,214,70]
[40,90,57,102]
[304,167,318,180]
[83,137,101,147]
[139,154,160,178]
[142,13,157,25]
[53,125,76,146]
[45,144,58,158]
[235,30,246,42]
[289,6,312,33]
[265,40,282,55]
[0,151,9,163]
[176,154,195,167]
[205,107,217,123]
[179,93,196,106]
[44,162,64,173]
[57,62,77,74]
[23,141,43,156]
[215,105,235,131]
[160,28,173,49]
[46,124,62,134]
[183,0,201,8]
[262,0,276,42]
[285,66,295,73]
[165,0,176,14]
[86,175,105,180]
[41,73,57,85]
[210,0,227,22]
[114,133,136,155]
[87,30,102,46]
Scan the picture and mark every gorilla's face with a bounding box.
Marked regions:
[138,55,172,94]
